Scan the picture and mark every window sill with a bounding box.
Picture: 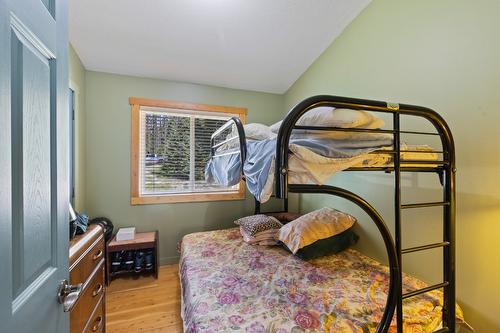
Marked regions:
[131,189,245,205]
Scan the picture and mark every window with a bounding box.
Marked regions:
[130,97,246,204]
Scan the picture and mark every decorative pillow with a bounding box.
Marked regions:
[291,228,359,260]
[234,214,283,236]
[270,107,384,135]
[278,207,356,254]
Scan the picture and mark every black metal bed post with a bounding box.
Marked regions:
[393,111,404,333]
[444,167,456,330]
[254,197,261,214]
[442,129,456,331]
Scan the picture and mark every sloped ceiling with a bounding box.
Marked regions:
[69,0,370,93]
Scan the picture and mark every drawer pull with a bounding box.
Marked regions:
[92,283,103,297]
[92,249,103,260]
[91,316,102,332]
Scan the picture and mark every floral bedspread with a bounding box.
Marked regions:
[180,228,463,333]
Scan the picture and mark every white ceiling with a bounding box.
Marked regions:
[69,0,370,94]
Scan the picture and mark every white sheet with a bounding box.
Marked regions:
[259,144,438,202]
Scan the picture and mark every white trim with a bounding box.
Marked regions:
[10,13,56,60]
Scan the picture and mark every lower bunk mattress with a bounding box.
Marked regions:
[180,228,464,333]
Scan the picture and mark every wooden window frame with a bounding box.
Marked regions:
[130,97,247,205]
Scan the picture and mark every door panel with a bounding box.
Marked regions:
[11,30,53,299]
[21,37,52,285]
[0,0,69,332]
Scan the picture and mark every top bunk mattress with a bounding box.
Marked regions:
[180,228,464,333]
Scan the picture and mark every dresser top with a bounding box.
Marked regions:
[69,224,103,265]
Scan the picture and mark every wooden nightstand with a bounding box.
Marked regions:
[106,230,159,285]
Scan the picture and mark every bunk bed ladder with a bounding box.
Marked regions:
[393,110,456,333]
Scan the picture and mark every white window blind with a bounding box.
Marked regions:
[139,106,239,196]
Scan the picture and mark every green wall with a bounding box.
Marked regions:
[284,0,500,331]
[68,44,86,212]
[84,71,288,264]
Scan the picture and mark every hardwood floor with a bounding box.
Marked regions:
[106,264,183,333]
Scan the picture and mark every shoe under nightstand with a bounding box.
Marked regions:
[106,230,159,285]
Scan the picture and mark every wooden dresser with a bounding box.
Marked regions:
[69,224,106,333]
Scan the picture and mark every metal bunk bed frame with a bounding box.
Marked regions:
[209,95,456,333]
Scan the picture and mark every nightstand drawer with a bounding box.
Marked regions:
[71,235,105,286]
[70,262,105,333]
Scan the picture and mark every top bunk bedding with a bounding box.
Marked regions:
[180,228,464,333]
[205,133,439,202]
[205,105,444,202]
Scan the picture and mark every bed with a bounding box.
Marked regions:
[180,228,464,333]
[201,95,460,332]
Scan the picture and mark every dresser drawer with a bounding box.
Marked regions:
[70,262,105,333]
[84,298,105,333]
[70,235,105,286]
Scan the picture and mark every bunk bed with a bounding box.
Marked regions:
[180,95,462,333]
